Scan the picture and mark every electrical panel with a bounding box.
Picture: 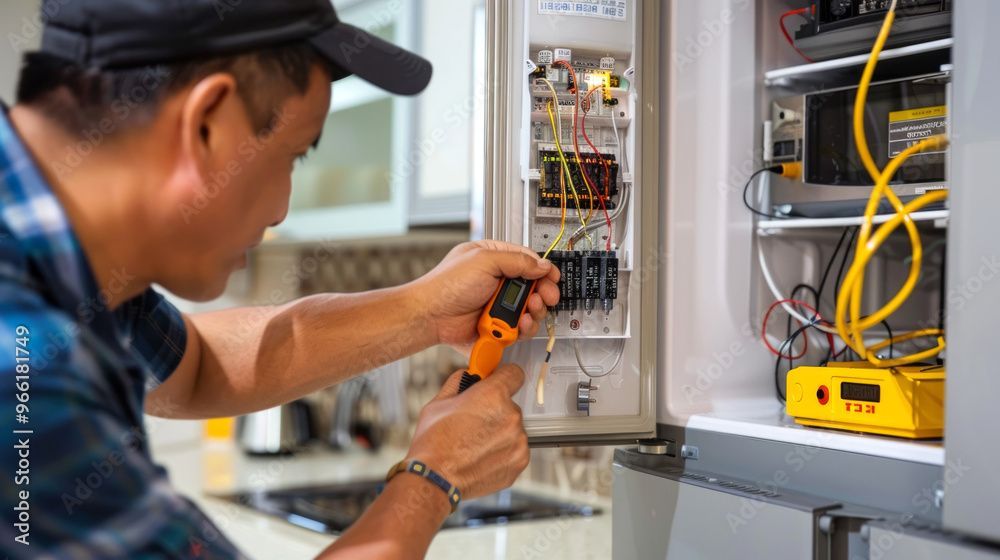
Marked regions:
[485,0,656,444]
[525,46,633,338]
[792,0,951,60]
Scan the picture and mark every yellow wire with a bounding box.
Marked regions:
[538,93,572,405]
[542,101,568,260]
[853,0,898,183]
[837,0,948,366]
[835,169,948,366]
[539,78,592,247]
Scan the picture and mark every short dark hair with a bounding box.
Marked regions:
[16,43,333,137]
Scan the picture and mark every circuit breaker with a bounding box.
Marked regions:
[485,0,657,444]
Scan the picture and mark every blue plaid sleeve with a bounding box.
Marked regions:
[0,291,244,559]
[115,288,188,386]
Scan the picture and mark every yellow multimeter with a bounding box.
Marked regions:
[457,278,536,393]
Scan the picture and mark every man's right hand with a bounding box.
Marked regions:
[404,364,530,500]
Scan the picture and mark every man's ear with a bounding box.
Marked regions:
[178,73,242,176]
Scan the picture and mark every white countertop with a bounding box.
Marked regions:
[152,438,612,560]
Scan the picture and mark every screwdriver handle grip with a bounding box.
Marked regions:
[457,336,505,394]
[456,278,538,394]
[457,371,481,393]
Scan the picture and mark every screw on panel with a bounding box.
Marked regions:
[680,445,699,460]
[577,380,596,415]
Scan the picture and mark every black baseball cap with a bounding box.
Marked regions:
[38,0,432,95]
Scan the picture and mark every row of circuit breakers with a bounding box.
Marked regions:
[529,49,627,318]
[544,250,619,314]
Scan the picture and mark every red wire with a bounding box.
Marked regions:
[779,6,815,63]
[552,60,598,227]
[762,298,834,359]
[581,87,614,251]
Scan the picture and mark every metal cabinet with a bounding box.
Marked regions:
[483,0,1000,557]
[612,451,836,559]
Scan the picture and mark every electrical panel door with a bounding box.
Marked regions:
[483,0,658,444]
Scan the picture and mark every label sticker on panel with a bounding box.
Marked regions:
[538,0,627,21]
[888,105,947,157]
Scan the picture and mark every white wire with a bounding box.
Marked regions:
[756,238,839,335]
[567,182,630,246]
[536,78,563,143]
[610,99,626,174]
[565,91,630,247]
[573,339,627,378]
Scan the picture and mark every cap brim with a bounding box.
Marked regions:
[309,23,432,96]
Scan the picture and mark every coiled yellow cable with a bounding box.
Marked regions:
[836,0,948,366]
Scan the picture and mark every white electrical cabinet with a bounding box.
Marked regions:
[484,0,658,444]
[486,0,1000,558]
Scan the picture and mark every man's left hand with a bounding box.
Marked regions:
[410,240,561,349]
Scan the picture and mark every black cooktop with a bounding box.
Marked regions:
[217,479,600,535]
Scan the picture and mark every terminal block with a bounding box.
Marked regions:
[539,150,620,211]
[544,250,619,313]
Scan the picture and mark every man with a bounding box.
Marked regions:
[0,1,560,558]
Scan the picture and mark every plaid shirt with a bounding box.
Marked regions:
[0,107,244,558]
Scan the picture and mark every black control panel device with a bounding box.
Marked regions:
[539,150,620,211]
[794,0,951,61]
[545,250,618,313]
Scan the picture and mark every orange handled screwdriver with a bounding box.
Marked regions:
[457,277,537,393]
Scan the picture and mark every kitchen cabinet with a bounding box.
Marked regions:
[482,1,1000,558]
[276,0,417,241]
[278,0,488,237]
[408,0,487,225]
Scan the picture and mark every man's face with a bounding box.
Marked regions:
[157,65,331,301]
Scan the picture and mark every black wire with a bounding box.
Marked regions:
[742,167,785,220]
[816,228,851,313]
[773,229,866,400]
[786,283,819,365]
[774,320,815,402]
[790,283,820,308]
[829,227,859,362]
[881,320,894,359]
[788,283,819,332]
[833,227,859,315]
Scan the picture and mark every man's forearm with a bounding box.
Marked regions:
[316,474,451,559]
[163,284,438,418]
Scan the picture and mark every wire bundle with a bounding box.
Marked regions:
[551,61,616,251]
[834,0,948,367]
[538,77,592,246]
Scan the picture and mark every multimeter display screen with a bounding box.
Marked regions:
[841,382,881,403]
[500,282,525,311]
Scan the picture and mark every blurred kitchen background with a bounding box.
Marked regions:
[0,2,612,552]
